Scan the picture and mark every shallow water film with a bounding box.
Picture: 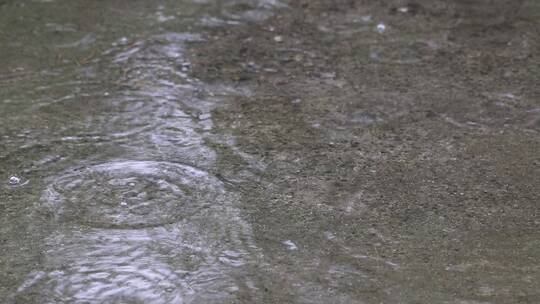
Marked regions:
[0,0,539,303]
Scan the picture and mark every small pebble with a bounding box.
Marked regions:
[398,7,409,13]
[180,62,191,72]
[283,240,298,251]
[376,23,386,33]
[9,176,21,185]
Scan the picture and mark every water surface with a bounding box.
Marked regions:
[1,0,539,303]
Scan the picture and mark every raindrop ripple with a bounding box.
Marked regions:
[40,160,225,229]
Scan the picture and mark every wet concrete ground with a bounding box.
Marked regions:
[0,0,539,303]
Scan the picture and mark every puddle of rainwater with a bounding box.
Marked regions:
[1,1,278,303]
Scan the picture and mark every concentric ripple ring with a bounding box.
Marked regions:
[40,161,225,229]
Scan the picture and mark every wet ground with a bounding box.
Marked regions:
[0,0,539,303]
